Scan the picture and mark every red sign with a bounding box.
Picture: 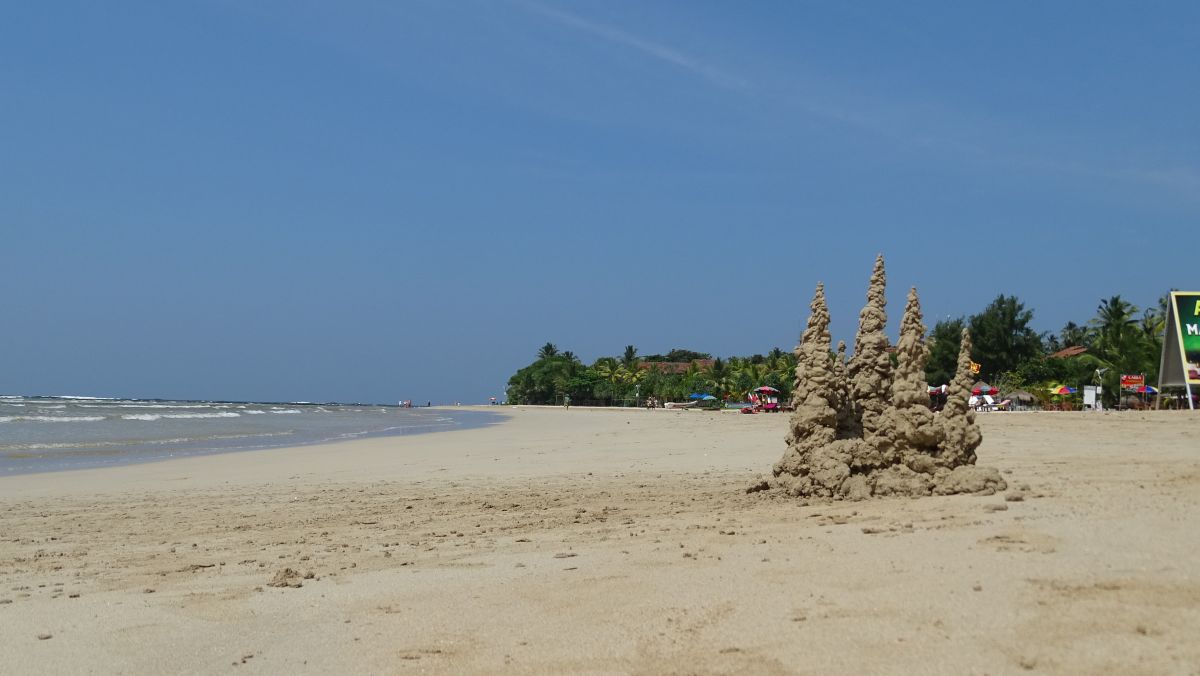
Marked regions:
[1120,374,1145,389]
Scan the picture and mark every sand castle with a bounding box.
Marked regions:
[755,255,1005,499]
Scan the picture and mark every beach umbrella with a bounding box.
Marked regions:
[971,382,999,395]
[1047,386,1077,395]
[687,393,709,400]
[1136,385,1158,394]
[701,394,718,400]
[753,386,780,393]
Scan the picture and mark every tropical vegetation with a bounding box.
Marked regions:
[507,293,1172,408]
[925,293,1169,407]
[506,344,797,406]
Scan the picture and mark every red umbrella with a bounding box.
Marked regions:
[971,386,999,395]
[753,386,781,393]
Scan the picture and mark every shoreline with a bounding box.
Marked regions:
[0,405,746,495]
[0,406,507,483]
[0,405,773,498]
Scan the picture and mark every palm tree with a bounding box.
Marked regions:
[1060,321,1091,348]
[590,359,609,402]
[1090,296,1140,362]
[706,357,727,383]
[1141,294,1169,341]
[768,349,797,397]
[594,357,640,403]
[538,342,560,360]
[621,345,638,369]
[731,367,757,400]
[1086,295,1164,405]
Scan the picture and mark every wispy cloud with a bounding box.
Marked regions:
[515,0,747,90]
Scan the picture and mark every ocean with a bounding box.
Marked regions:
[0,396,503,475]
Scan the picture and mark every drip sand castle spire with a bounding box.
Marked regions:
[756,256,1005,499]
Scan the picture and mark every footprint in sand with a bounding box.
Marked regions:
[979,530,1058,554]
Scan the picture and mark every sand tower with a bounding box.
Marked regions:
[755,256,1005,499]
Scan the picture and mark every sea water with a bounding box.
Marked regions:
[0,396,503,475]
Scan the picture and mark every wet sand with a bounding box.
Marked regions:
[1,407,1198,674]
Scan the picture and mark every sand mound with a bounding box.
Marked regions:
[267,568,308,588]
[754,255,1005,499]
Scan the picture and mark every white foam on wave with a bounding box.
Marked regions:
[114,404,212,409]
[122,412,242,421]
[0,415,106,423]
[1,430,297,453]
[244,410,266,415]
[270,409,302,414]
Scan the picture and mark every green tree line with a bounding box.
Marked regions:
[507,293,1171,408]
[925,294,1168,407]
[506,343,798,406]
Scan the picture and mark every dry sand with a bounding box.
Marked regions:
[1,407,1198,675]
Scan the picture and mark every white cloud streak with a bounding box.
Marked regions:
[515,3,1200,202]
[515,0,748,90]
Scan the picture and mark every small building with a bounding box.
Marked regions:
[637,359,715,375]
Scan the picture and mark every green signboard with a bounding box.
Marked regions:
[1160,291,1200,409]
[1174,292,1200,386]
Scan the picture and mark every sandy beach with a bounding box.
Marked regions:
[1,407,1198,674]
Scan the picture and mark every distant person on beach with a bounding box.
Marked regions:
[564,395,570,410]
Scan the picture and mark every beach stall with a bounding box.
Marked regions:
[748,386,782,412]
[969,394,998,411]
[1047,385,1078,410]
[1003,389,1038,411]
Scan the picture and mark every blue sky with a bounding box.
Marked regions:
[3,1,1197,403]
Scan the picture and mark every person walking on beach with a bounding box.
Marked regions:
[564,394,571,410]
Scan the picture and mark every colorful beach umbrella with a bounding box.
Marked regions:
[1136,385,1158,394]
[970,381,998,395]
[753,386,780,393]
[1047,386,1077,395]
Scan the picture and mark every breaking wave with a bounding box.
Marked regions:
[0,415,106,423]
[122,412,242,421]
